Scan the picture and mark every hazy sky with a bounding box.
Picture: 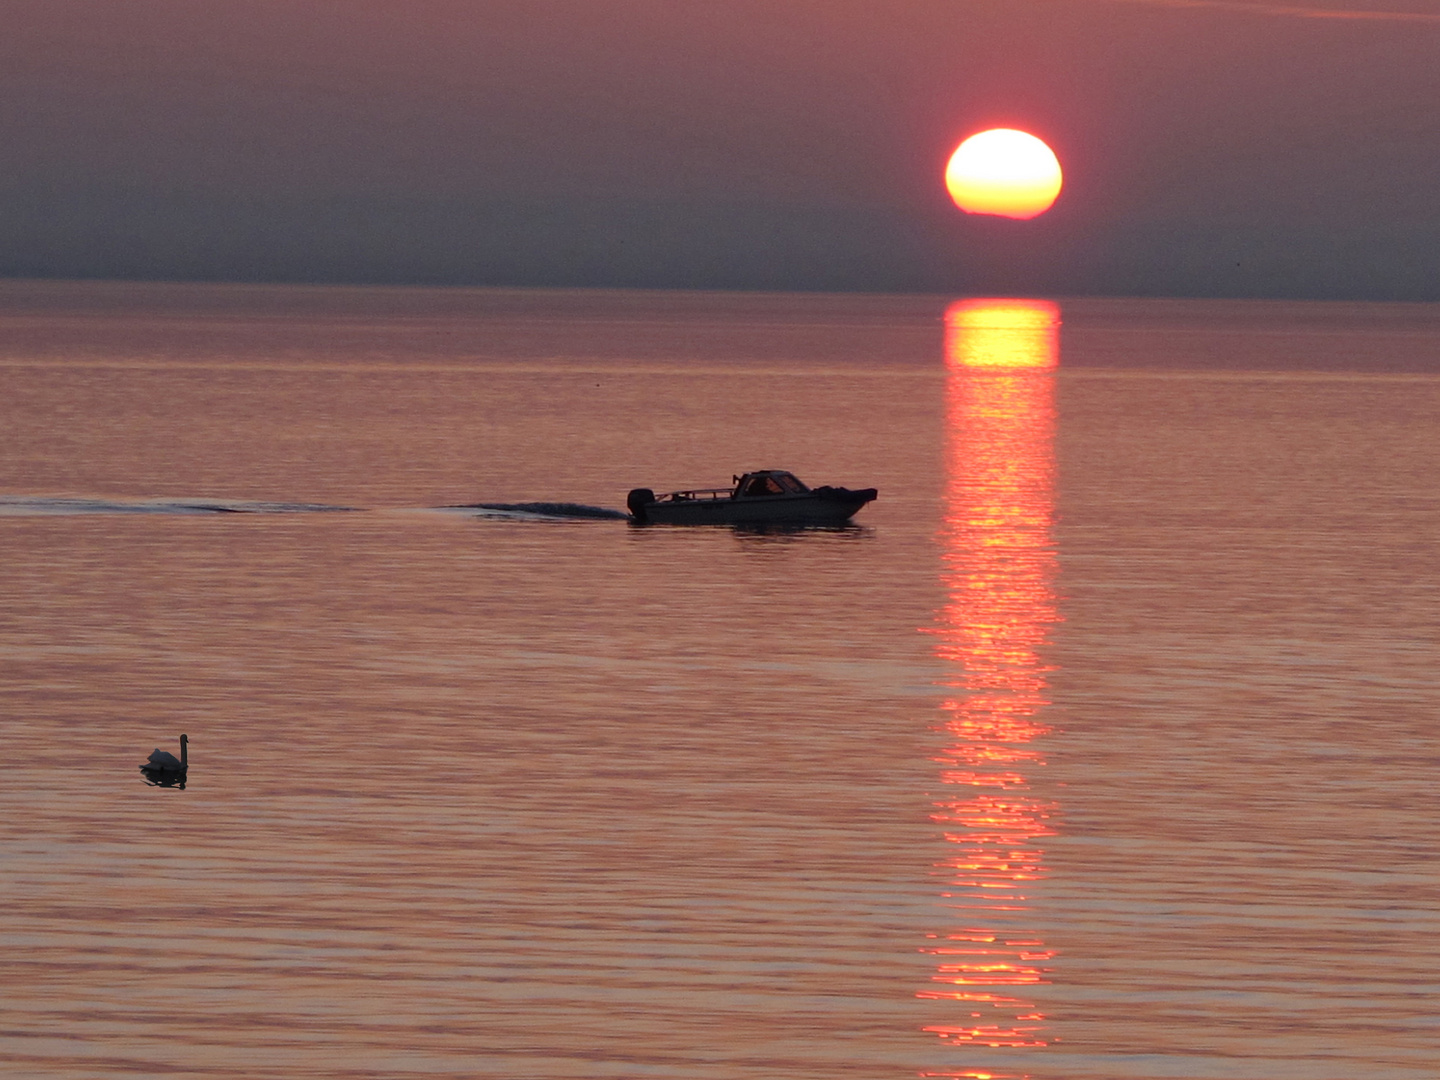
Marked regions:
[3,0,1437,298]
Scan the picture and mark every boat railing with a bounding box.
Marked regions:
[657,487,734,503]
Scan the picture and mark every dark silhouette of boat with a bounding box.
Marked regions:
[627,470,876,526]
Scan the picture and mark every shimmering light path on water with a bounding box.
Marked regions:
[920,301,1061,1058]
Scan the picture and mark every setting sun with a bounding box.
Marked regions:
[945,130,1063,220]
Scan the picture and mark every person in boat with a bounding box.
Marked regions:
[742,474,785,497]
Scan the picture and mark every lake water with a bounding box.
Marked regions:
[1,281,1436,1080]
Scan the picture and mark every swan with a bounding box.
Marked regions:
[141,734,188,776]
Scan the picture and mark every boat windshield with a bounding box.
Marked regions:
[742,475,786,496]
[741,472,807,496]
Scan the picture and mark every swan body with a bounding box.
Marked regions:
[141,734,188,775]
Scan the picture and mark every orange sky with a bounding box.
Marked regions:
[2,0,1437,297]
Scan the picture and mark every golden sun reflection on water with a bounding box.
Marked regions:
[921,300,1061,1061]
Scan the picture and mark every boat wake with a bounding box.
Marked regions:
[441,501,631,522]
[0,494,629,522]
[0,496,359,516]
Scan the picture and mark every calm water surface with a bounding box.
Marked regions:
[1,282,1436,1079]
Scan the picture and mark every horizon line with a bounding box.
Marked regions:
[1087,0,1440,22]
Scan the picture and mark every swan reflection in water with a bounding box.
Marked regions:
[139,733,188,789]
[921,300,1061,1060]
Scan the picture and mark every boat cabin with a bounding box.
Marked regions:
[734,470,810,498]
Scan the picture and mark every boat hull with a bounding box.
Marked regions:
[636,489,875,526]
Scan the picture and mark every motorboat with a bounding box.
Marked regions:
[626,470,876,526]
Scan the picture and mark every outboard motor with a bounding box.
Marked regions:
[626,488,655,523]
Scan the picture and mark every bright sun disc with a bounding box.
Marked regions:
[945,129,1062,220]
